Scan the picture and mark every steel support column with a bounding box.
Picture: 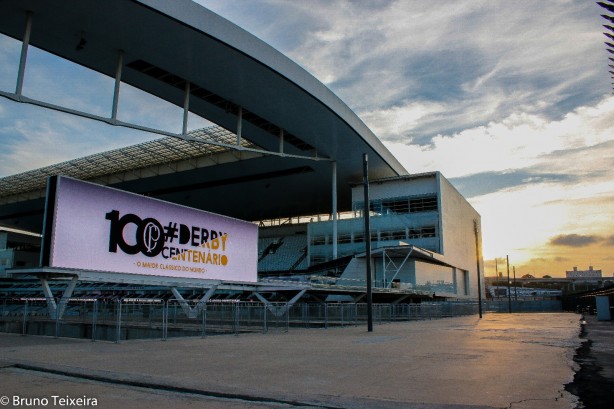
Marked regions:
[382,248,386,288]
[170,286,217,319]
[332,161,338,259]
[253,288,307,317]
[56,277,78,320]
[40,276,78,320]
[236,106,243,146]
[40,277,57,318]
[193,285,217,317]
[182,81,190,135]
[279,129,284,154]
[111,50,124,120]
[170,287,191,317]
[363,153,373,332]
[16,12,33,96]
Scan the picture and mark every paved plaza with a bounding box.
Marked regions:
[0,313,587,409]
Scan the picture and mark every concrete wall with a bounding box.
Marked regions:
[308,213,440,261]
[336,257,367,287]
[351,174,438,203]
[438,174,484,298]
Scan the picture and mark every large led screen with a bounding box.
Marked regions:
[45,177,258,282]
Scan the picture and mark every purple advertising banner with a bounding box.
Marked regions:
[48,177,258,282]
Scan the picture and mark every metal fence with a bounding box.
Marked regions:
[0,298,484,342]
[483,299,562,313]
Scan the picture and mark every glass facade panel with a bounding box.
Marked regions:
[421,227,436,238]
[354,194,438,215]
[391,230,406,240]
[311,236,326,245]
[409,196,438,212]
[338,234,351,244]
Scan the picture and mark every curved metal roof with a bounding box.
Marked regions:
[0,126,257,200]
[0,0,409,233]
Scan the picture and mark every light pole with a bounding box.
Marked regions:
[506,255,512,313]
[363,153,373,332]
[495,258,499,299]
[473,220,483,318]
[513,266,517,301]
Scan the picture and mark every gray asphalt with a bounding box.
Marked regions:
[0,313,585,409]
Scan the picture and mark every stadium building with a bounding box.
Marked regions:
[0,0,484,310]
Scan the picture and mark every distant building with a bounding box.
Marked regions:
[566,266,602,279]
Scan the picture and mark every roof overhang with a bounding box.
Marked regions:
[356,244,452,268]
[0,0,408,232]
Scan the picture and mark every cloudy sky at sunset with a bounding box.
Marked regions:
[1,1,613,277]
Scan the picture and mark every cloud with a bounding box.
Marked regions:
[184,1,612,151]
[520,257,550,266]
[198,1,605,123]
[549,234,601,247]
[0,34,19,93]
[384,95,614,184]
[359,101,446,142]
[218,0,607,142]
[19,46,115,118]
[450,170,576,199]
[460,172,614,275]
[553,257,571,263]
[0,103,154,176]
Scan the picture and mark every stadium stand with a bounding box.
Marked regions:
[258,235,308,273]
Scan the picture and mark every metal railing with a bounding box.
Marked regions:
[0,298,484,342]
[483,299,562,313]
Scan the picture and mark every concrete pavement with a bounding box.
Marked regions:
[0,313,583,409]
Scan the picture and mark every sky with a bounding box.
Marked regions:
[1,1,613,277]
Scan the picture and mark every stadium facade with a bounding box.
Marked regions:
[259,172,483,300]
[0,0,484,306]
